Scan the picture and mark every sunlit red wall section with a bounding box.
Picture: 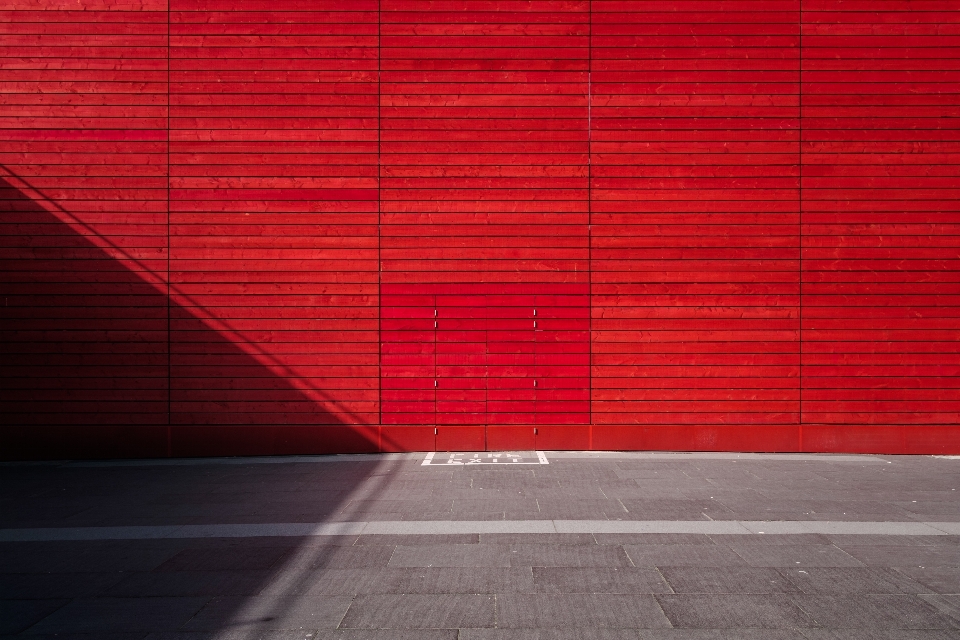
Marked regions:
[1,0,958,459]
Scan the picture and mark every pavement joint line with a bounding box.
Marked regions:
[1,520,958,542]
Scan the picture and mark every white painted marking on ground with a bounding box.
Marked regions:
[421,452,435,466]
[2,520,958,541]
[421,452,547,466]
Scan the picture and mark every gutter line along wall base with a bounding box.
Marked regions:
[1,1,958,458]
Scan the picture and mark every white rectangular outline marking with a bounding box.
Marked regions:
[421,451,548,466]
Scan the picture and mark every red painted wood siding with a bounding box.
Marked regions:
[1,0,958,458]
[167,0,380,453]
[379,0,590,448]
[590,1,802,443]
[800,0,960,451]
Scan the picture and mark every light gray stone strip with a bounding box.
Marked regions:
[2,520,958,542]
[929,522,960,535]
[738,520,949,535]
[171,522,369,538]
[553,520,752,534]
[0,525,185,541]
[363,520,557,535]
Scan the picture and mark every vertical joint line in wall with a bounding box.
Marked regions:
[377,0,382,430]
[586,3,593,432]
[798,3,803,447]
[166,0,171,453]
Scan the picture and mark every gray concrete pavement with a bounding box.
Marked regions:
[0,452,958,638]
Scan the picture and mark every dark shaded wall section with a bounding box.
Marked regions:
[0,4,172,456]
[0,1,380,458]
[1,0,958,458]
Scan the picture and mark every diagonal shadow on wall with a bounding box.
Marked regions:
[0,171,414,637]
[0,172,381,460]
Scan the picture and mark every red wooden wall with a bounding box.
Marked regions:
[2,0,958,458]
[167,0,380,454]
[590,0,802,450]
[800,0,960,453]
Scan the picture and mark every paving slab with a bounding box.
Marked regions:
[310,632,458,640]
[798,630,960,640]
[121,570,277,598]
[0,599,70,635]
[156,545,290,572]
[506,544,633,567]
[639,631,806,640]
[0,572,125,599]
[836,545,960,567]
[659,567,800,594]
[461,630,643,640]
[623,544,748,567]
[258,567,390,597]
[461,630,642,640]
[533,567,672,594]
[777,567,926,595]
[789,594,960,630]
[726,544,864,568]
[654,594,814,629]
[339,594,495,629]
[918,594,960,625]
[497,593,672,629]
[388,543,510,567]
[24,597,208,634]
[375,566,535,594]
[182,594,353,631]
[893,566,960,594]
